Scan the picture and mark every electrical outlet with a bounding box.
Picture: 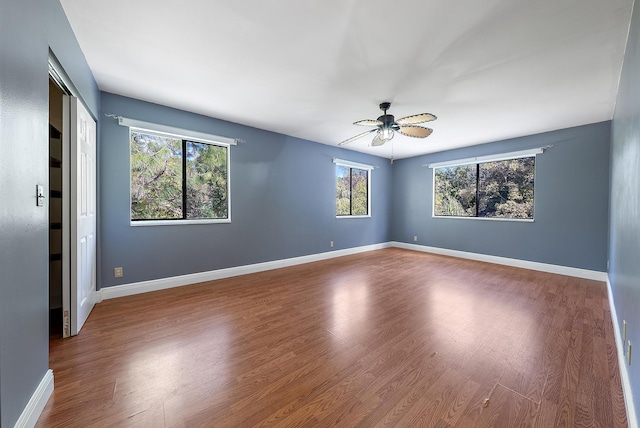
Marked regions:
[114,267,123,278]
[330,241,334,248]
[628,341,632,366]
[413,235,418,242]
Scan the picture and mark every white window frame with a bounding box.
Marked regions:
[125,121,233,226]
[333,158,372,219]
[428,147,545,222]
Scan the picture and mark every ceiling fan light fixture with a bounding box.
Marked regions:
[380,127,394,141]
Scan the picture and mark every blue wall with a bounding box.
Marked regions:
[99,93,391,288]
[610,0,640,418]
[391,122,611,271]
[0,1,631,425]
[0,0,99,425]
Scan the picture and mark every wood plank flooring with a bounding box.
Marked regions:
[37,248,627,427]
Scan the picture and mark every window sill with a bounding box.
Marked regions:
[336,215,371,219]
[432,216,534,223]
[131,219,231,226]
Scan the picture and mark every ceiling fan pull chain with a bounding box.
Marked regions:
[391,141,394,164]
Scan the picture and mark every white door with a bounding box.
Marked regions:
[63,95,97,336]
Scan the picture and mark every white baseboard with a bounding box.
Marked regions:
[92,289,102,304]
[607,276,638,428]
[390,241,608,281]
[100,243,391,300]
[14,369,53,428]
[101,241,608,300]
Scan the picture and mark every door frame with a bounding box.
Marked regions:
[48,56,100,338]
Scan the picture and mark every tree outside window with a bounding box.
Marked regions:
[130,130,229,222]
[336,165,369,216]
[434,157,534,219]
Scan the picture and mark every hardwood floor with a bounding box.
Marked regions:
[37,248,627,427]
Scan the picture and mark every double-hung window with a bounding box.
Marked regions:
[125,119,232,225]
[431,148,542,220]
[334,159,372,217]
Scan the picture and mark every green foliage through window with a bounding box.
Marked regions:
[131,130,229,221]
[434,157,534,219]
[336,165,369,216]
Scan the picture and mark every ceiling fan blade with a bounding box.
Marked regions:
[398,125,433,138]
[354,119,383,127]
[396,113,437,125]
[371,133,385,146]
[339,129,377,146]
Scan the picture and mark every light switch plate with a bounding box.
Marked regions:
[36,184,45,207]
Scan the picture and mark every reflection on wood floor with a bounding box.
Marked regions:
[37,248,627,427]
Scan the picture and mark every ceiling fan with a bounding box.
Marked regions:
[339,102,436,147]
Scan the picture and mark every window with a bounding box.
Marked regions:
[130,129,229,223]
[433,153,536,220]
[334,159,372,217]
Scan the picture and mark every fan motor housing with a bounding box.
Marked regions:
[378,114,399,130]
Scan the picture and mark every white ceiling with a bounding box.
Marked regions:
[60,0,633,159]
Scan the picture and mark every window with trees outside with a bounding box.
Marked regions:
[433,154,536,219]
[335,159,371,217]
[130,129,229,223]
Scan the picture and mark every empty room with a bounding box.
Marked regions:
[1,0,640,427]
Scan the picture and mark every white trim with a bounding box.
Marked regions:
[99,242,611,300]
[92,290,103,304]
[336,215,371,219]
[119,116,238,146]
[131,218,232,227]
[431,166,436,217]
[607,276,638,428]
[426,147,545,169]
[100,243,391,300]
[332,158,374,170]
[390,242,607,281]
[14,369,54,428]
[431,215,534,222]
